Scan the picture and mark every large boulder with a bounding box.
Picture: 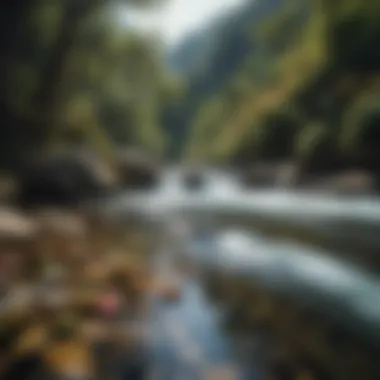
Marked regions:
[182,168,205,191]
[16,149,118,208]
[116,149,160,190]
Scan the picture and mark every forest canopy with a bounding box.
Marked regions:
[181,0,380,176]
[0,0,179,171]
[2,0,380,178]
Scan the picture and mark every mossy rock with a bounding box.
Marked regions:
[17,149,117,208]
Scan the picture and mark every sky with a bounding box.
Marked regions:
[120,0,247,48]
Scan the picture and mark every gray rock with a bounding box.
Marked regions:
[17,149,117,208]
[117,148,160,190]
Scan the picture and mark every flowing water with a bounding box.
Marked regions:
[106,167,380,378]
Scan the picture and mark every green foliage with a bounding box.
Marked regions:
[184,0,313,161]
[8,64,39,111]
[256,0,309,54]
[0,0,173,170]
[255,107,302,159]
[183,0,380,175]
[295,122,328,160]
[327,1,380,71]
[63,23,169,154]
[28,0,63,48]
[340,94,380,156]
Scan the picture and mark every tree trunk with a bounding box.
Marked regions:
[32,1,102,142]
[0,0,35,100]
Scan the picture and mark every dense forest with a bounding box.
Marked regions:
[1,0,380,184]
[173,0,380,182]
[0,0,183,174]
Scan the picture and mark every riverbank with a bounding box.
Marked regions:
[240,162,380,197]
[4,165,380,380]
[0,205,181,380]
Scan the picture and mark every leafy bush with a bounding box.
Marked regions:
[340,95,380,157]
[255,107,303,159]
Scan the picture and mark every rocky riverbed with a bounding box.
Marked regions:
[0,205,183,380]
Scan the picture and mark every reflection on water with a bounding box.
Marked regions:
[149,246,262,380]
[109,168,380,379]
[188,227,380,345]
[150,280,253,379]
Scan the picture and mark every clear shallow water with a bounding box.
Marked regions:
[149,243,260,379]
[188,228,380,347]
[150,279,258,379]
[112,168,380,348]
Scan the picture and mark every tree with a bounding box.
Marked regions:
[295,122,340,174]
[31,0,164,143]
[0,0,169,170]
[254,107,302,160]
[340,94,380,166]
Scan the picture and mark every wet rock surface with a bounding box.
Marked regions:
[0,207,156,380]
[16,150,117,208]
[117,149,160,190]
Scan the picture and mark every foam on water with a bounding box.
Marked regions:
[113,168,380,225]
